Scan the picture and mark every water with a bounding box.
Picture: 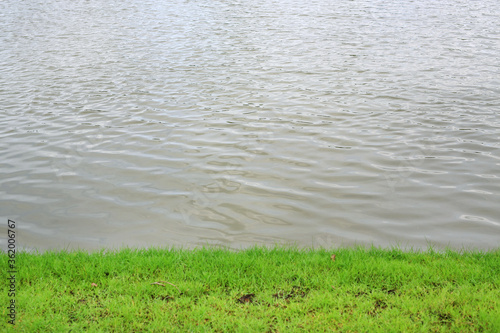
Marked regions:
[1,0,499,251]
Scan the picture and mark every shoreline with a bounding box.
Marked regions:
[7,240,500,255]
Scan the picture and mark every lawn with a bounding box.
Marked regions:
[1,246,499,332]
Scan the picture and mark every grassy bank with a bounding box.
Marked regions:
[1,246,499,332]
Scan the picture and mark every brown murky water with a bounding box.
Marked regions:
[1,0,499,251]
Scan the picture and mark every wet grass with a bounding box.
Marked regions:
[1,246,499,332]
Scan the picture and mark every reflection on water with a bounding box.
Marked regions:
[1,0,499,251]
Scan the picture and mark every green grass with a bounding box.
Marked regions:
[1,246,499,332]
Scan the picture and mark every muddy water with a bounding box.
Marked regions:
[1,0,499,251]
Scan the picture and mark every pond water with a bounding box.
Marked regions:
[1,0,499,251]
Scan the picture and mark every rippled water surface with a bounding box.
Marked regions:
[1,0,499,251]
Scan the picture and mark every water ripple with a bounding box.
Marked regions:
[1,0,499,251]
